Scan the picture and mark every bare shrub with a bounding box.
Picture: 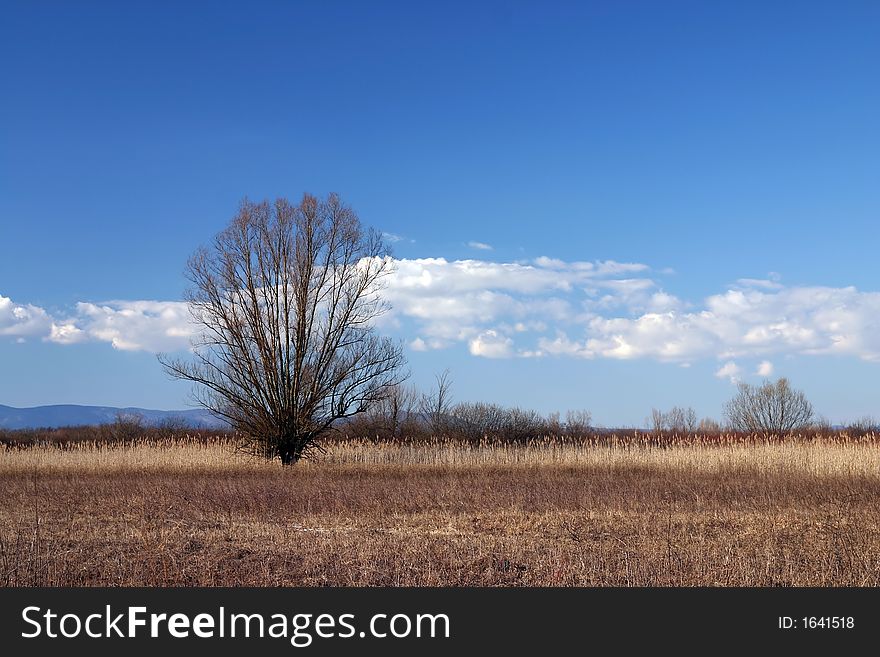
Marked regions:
[724,378,814,434]
[848,416,879,437]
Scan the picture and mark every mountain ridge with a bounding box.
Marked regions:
[0,403,226,430]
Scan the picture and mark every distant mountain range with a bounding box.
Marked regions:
[0,404,227,430]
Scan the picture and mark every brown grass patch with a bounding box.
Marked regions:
[2,436,879,586]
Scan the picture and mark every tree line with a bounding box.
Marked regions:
[345,370,594,442]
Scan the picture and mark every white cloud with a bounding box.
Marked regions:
[381,260,880,372]
[0,295,53,338]
[715,361,741,383]
[72,301,195,351]
[1,293,195,352]
[467,241,494,251]
[583,312,715,361]
[735,278,784,290]
[40,300,195,352]
[591,261,651,276]
[468,329,513,358]
[383,232,414,244]
[5,257,880,378]
[537,332,594,359]
[577,287,880,364]
[533,256,566,269]
[49,321,85,344]
[382,256,658,351]
[648,291,683,312]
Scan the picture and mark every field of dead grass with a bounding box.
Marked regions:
[2,435,879,586]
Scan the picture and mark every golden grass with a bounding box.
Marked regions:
[2,435,879,586]
[4,436,880,478]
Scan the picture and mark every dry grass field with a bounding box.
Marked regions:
[2,434,880,586]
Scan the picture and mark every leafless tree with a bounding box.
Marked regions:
[450,401,505,441]
[650,406,697,433]
[668,406,697,432]
[848,415,879,436]
[723,378,814,434]
[420,369,454,435]
[156,415,193,437]
[369,383,420,439]
[697,417,721,433]
[649,408,666,433]
[107,411,146,444]
[160,193,406,464]
[448,402,547,442]
[564,409,592,437]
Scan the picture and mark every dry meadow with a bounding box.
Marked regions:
[2,434,880,586]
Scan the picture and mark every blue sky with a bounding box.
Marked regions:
[1,1,878,426]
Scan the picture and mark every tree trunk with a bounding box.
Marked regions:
[278,437,303,465]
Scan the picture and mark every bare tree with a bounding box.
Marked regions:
[420,369,453,435]
[107,411,146,444]
[650,406,697,433]
[369,383,420,439]
[160,193,407,464]
[723,378,814,434]
[649,408,666,433]
[564,409,592,437]
[448,402,548,442]
[668,406,697,433]
[697,417,721,433]
[848,416,879,436]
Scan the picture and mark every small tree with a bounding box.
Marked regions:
[107,411,146,443]
[697,417,721,433]
[723,378,814,434]
[564,409,592,437]
[847,416,879,437]
[420,369,454,435]
[160,193,406,464]
[650,406,697,433]
[368,383,420,439]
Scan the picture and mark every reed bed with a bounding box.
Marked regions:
[2,434,879,587]
[3,434,880,478]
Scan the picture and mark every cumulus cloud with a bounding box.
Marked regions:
[4,256,880,377]
[467,241,494,251]
[0,293,197,352]
[715,361,742,383]
[65,301,195,351]
[381,260,880,371]
[536,332,593,359]
[409,337,428,352]
[0,295,53,338]
[48,321,85,344]
[582,286,880,363]
[381,256,659,351]
[36,300,192,352]
[468,330,513,358]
